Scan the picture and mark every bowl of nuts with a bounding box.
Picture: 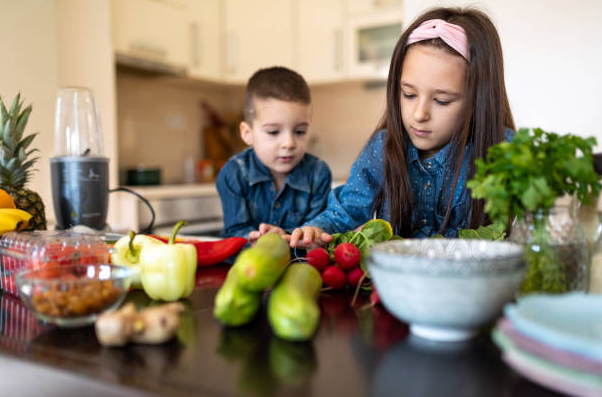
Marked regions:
[16,263,131,327]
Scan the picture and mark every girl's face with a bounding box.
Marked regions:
[400,44,468,160]
[240,97,310,189]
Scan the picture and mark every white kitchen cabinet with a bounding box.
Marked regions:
[297,0,347,83]
[347,0,403,14]
[187,0,222,81]
[223,0,296,84]
[111,0,190,68]
[346,8,403,79]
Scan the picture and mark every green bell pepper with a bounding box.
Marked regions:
[111,231,163,289]
[140,221,197,301]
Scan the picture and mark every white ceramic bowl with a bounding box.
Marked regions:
[368,239,525,342]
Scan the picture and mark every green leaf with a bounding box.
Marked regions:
[360,219,393,243]
[16,133,36,151]
[458,225,505,241]
[8,93,20,120]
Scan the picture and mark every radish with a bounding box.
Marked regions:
[334,243,361,270]
[347,267,364,287]
[322,265,346,289]
[306,248,330,271]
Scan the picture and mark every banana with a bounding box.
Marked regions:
[0,213,23,234]
[0,208,33,220]
[0,208,32,231]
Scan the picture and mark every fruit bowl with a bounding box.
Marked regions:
[16,263,131,327]
[368,239,525,342]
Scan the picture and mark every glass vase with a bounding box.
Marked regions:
[588,215,602,293]
[509,205,589,295]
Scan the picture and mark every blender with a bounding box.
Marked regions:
[50,87,109,230]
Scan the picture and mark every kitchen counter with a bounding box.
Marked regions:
[110,183,222,234]
[122,183,219,200]
[0,265,567,397]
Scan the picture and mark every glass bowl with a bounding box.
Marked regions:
[16,263,131,327]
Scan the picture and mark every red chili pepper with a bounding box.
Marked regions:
[148,235,247,266]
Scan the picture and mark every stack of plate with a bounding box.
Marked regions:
[492,293,602,396]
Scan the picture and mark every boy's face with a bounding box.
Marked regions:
[240,97,310,184]
[400,44,468,160]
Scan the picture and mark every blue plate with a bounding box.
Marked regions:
[504,293,602,361]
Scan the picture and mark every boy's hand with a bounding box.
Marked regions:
[287,226,333,249]
[248,223,286,245]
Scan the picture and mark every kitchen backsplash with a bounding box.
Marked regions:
[116,68,386,183]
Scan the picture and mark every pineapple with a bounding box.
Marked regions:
[0,94,46,230]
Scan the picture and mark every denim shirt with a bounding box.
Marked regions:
[305,129,514,237]
[217,147,332,238]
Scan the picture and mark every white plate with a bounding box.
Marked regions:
[493,328,602,397]
[504,293,602,361]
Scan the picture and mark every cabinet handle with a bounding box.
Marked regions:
[190,21,200,67]
[334,28,343,72]
[227,32,237,74]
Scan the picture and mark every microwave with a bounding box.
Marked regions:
[346,10,403,79]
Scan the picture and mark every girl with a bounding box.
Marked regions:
[289,6,515,248]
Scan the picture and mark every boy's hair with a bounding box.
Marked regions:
[373,6,515,237]
[243,66,311,124]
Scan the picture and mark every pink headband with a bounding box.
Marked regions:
[406,19,470,61]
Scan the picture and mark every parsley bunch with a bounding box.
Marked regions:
[467,127,601,229]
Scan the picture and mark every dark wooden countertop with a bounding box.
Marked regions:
[0,264,567,397]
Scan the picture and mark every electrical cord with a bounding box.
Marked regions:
[109,187,156,234]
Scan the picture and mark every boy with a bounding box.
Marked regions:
[216,66,332,242]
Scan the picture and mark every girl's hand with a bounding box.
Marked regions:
[248,223,286,245]
[287,226,333,249]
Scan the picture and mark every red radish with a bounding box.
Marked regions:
[334,243,361,270]
[322,265,346,289]
[347,267,364,287]
[306,248,330,271]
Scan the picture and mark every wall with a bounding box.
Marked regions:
[0,0,117,227]
[115,70,238,184]
[0,0,59,222]
[116,76,386,182]
[310,82,386,179]
[404,0,602,146]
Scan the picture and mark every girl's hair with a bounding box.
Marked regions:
[373,6,515,236]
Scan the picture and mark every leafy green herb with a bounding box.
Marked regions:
[458,224,506,241]
[467,127,601,229]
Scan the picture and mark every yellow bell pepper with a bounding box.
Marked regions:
[140,221,197,301]
[111,231,163,289]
